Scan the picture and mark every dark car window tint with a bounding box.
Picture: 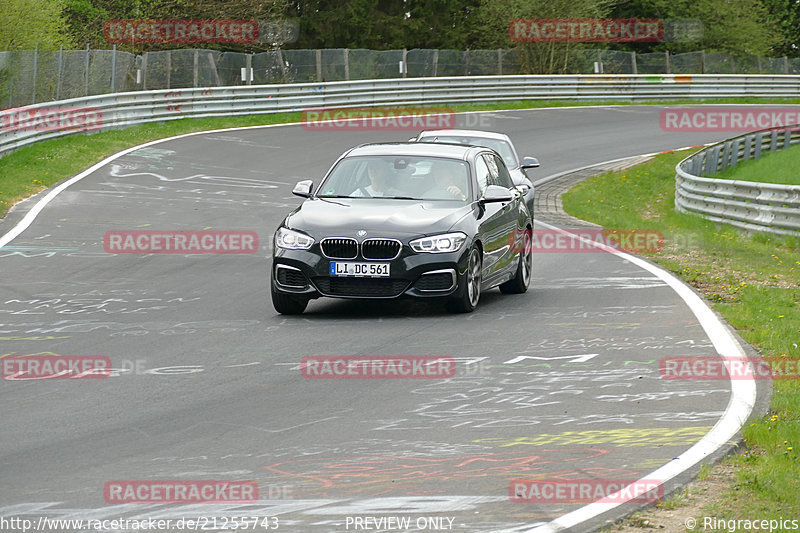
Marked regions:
[484,154,499,186]
[474,156,490,196]
[318,155,470,200]
[492,154,514,188]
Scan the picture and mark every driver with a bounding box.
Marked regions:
[352,161,401,197]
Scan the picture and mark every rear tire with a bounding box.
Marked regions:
[446,246,482,313]
[271,281,309,314]
[500,227,532,294]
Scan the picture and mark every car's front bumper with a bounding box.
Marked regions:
[272,247,470,300]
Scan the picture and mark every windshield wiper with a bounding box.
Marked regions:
[383,196,418,200]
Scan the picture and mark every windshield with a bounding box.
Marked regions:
[317,155,472,202]
[418,135,518,169]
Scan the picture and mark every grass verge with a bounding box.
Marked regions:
[2,96,800,218]
[562,150,800,527]
[714,141,800,185]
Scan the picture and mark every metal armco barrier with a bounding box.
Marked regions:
[3,73,800,157]
[675,127,800,236]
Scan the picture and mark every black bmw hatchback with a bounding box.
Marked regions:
[270,142,533,314]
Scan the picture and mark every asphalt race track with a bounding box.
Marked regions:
[0,105,772,532]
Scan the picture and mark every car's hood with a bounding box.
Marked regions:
[286,198,473,238]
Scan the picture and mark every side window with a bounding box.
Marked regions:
[492,154,514,188]
[474,156,490,196]
[484,154,500,186]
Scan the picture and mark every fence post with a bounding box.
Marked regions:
[631,51,637,74]
[246,53,252,85]
[497,48,502,75]
[110,44,117,93]
[315,49,322,82]
[665,50,670,74]
[402,48,408,78]
[277,48,287,81]
[785,56,789,74]
[433,49,439,77]
[193,50,199,87]
[142,53,148,90]
[757,55,763,73]
[56,45,63,100]
[31,45,38,104]
[344,48,349,80]
[84,43,90,96]
[207,53,220,86]
[700,50,706,74]
[465,49,470,75]
[166,50,171,89]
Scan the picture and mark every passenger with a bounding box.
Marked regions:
[425,162,467,200]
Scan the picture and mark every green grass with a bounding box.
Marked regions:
[2,96,800,218]
[714,142,800,185]
[562,149,800,519]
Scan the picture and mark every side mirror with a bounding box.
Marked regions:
[481,185,514,204]
[292,180,314,198]
[521,156,540,169]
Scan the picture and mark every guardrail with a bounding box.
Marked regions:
[675,127,800,236]
[3,73,800,157]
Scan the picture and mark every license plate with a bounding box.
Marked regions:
[330,262,390,277]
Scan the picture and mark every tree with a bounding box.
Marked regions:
[761,0,800,56]
[64,0,292,52]
[608,0,782,56]
[0,0,73,50]
[468,0,619,73]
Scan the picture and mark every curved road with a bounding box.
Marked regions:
[0,105,769,532]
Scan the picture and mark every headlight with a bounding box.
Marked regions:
[275,227,314,250]
[410,232,467,253]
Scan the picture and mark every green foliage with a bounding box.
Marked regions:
[608,0,781,55]
[0,0,73,50]
[762,0,800,57]
[467,0,617,73]
[63,0,291,52]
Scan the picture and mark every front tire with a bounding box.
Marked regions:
[271,282,309,314]
[500,226,532,294]
[447,246,482,313]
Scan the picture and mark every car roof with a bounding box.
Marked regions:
[417,129,512,142]
[346,142,487,160]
